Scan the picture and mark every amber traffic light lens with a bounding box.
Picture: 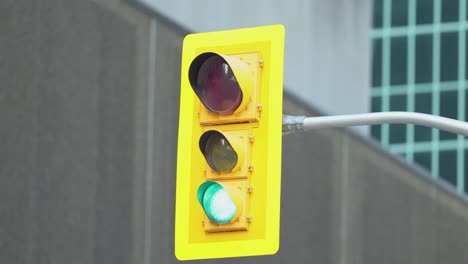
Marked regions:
[200,131,238,173]
[189,53,242,115]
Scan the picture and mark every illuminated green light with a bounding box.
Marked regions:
[197,182,237,224]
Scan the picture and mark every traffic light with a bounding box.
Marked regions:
[175,25,285,260]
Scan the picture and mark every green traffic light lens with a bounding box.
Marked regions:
[198,182,237,224]
[200,131,238,173]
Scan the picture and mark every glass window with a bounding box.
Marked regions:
[465,31,468,79]
[390,95,407,144]
[415,93,432,113]
[467,1,468,21]
[465,150,468,193]
[371,97,382,140]
[416,0,433,25]
[390,37,408,85]
[389,124,405,143]
[373,0,383,28]
[414,152,432,171]
[439,150,457,186]
[466,89,468,122]
[372,38,383,87]
[371,125,381,140]
[371,96,382,112]
[415,34,433,83]
[392,0,408,26]
[440,91,458,140]
[390,94,407,110]
[415,93,432,142]
[440,32,458,81]
[441,0,459,22]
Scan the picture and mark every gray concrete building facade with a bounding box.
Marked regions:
[1,1,468,263]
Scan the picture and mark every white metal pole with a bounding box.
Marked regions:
[283,112,468,137]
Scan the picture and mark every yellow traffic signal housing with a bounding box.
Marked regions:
[175,25,285,261]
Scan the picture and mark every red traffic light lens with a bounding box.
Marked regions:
[189,53,242,115]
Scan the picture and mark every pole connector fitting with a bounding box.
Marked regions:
[282,115,306,135]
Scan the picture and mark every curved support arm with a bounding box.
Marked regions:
[283,112,468,137]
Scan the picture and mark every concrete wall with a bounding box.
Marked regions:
[0,1,149,263]
[1,0,468,263]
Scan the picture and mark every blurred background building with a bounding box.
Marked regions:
[371,0,468,194]
[1,0,468,264]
